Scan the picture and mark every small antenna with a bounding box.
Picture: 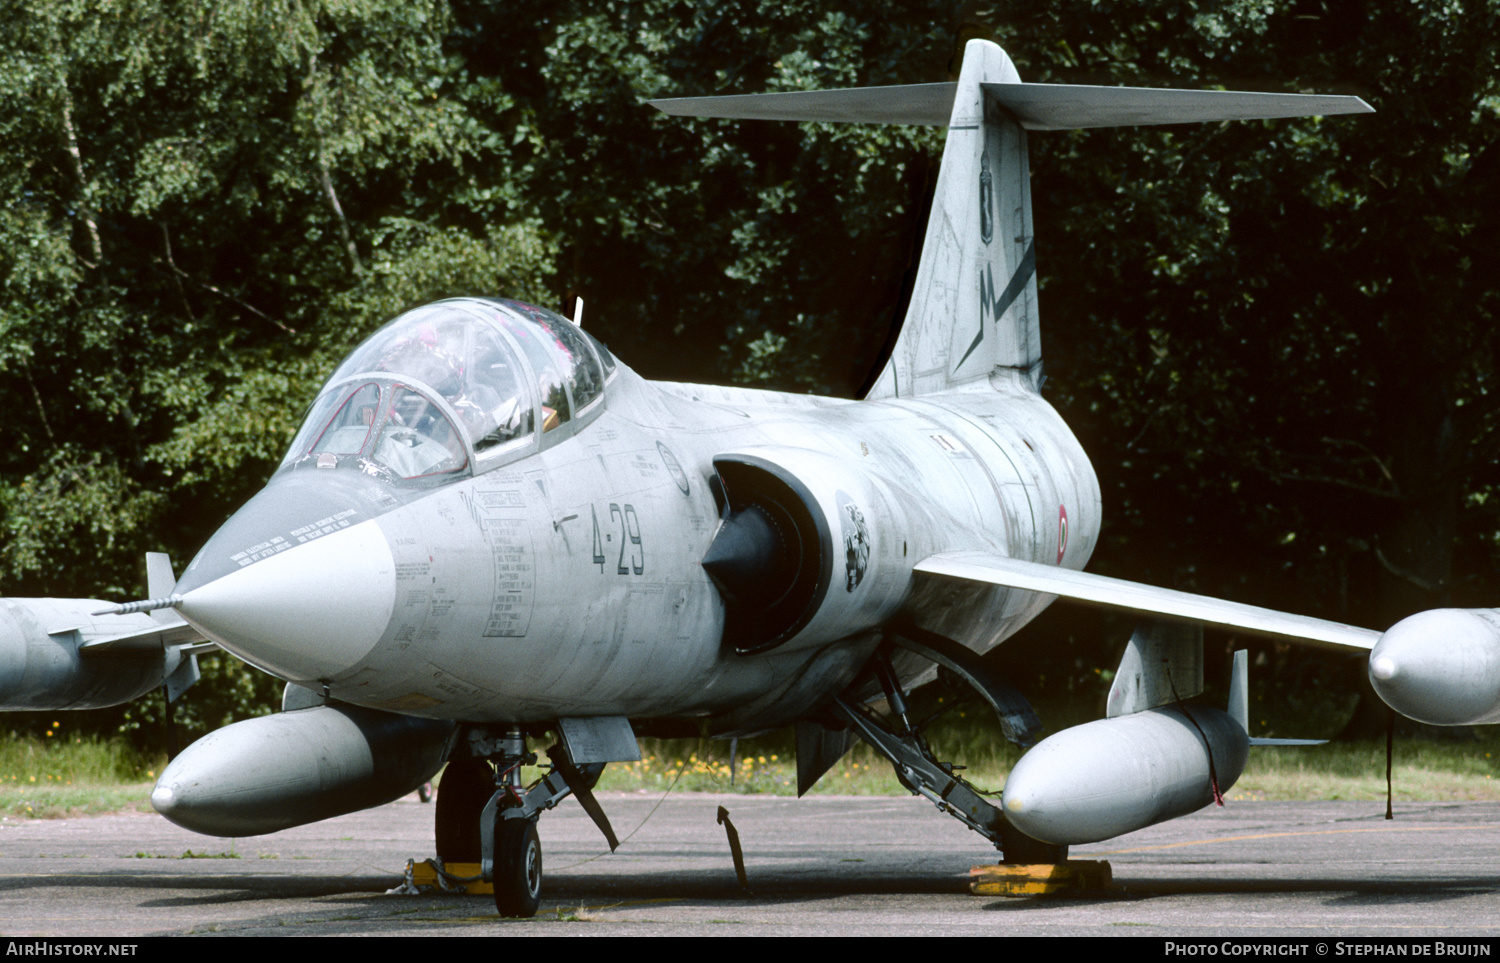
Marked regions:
[572,296,584,328]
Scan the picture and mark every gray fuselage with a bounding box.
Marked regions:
[175,356,1100,734]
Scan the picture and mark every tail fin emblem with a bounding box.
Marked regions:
[979,152,994,245]
[960,243,1036,372]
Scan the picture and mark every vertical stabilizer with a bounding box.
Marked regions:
[865,40,1038,399]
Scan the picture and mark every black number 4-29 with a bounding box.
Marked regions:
[591,503,643,575]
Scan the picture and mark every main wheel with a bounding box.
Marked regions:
[493,816,542,918]
[434,756,490,863]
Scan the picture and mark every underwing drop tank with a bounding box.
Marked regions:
[152,702,457,836]
[1001,705,1249,845]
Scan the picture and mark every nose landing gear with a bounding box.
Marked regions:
[441,725,618,918]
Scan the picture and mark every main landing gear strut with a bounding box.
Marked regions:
[436,727,617,918]
[831,629,1067,864]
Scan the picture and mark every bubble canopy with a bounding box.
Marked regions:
[281,298,615,484]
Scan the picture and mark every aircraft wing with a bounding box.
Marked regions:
[915,552,1378,653]
[77,620,210,654]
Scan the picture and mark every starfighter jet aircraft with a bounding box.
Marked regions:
[4,39,1489,918]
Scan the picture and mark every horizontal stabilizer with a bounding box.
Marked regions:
[650,83,957,125]
[982,83,1371,130]
[650,82,1371,130]
[915,552,1379,652]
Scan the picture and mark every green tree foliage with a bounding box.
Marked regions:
[1001,0,1500,619]
[443,0,952,389]
[0,0,557,601]
[0,0,557,741]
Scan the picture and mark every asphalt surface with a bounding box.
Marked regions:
[3,794,1500,936]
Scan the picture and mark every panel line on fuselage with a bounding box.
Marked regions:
[907,397,1039,551]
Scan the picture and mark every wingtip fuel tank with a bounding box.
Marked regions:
[0,598,189,711]
[1369,609,1500,726]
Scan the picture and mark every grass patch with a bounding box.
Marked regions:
[595,703,1500,803]
[595,739,923,795]
[133,849,240,859]
[595,689,1021,796]
[8,708,1500,821]
[178,848,240,859]
[0,734,162,819]
[1233,740,1500,801]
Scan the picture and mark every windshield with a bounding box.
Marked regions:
[371,385,467,478]
[282,378,468,482]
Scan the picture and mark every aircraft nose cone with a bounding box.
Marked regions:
[177,519,396,682]
[1368,609,1500,726]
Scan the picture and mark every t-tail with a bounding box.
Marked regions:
[651,39,1371,399]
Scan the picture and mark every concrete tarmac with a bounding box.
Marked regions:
[2,794,1500,936]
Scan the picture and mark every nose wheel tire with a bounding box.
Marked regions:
[494,816,542,918]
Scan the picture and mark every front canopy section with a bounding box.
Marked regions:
[280,298,615,485]
[291,379,472,485]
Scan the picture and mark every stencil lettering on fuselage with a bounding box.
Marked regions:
[392,556,431,646]
[476,489,535,638]
[628,450,660,482]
